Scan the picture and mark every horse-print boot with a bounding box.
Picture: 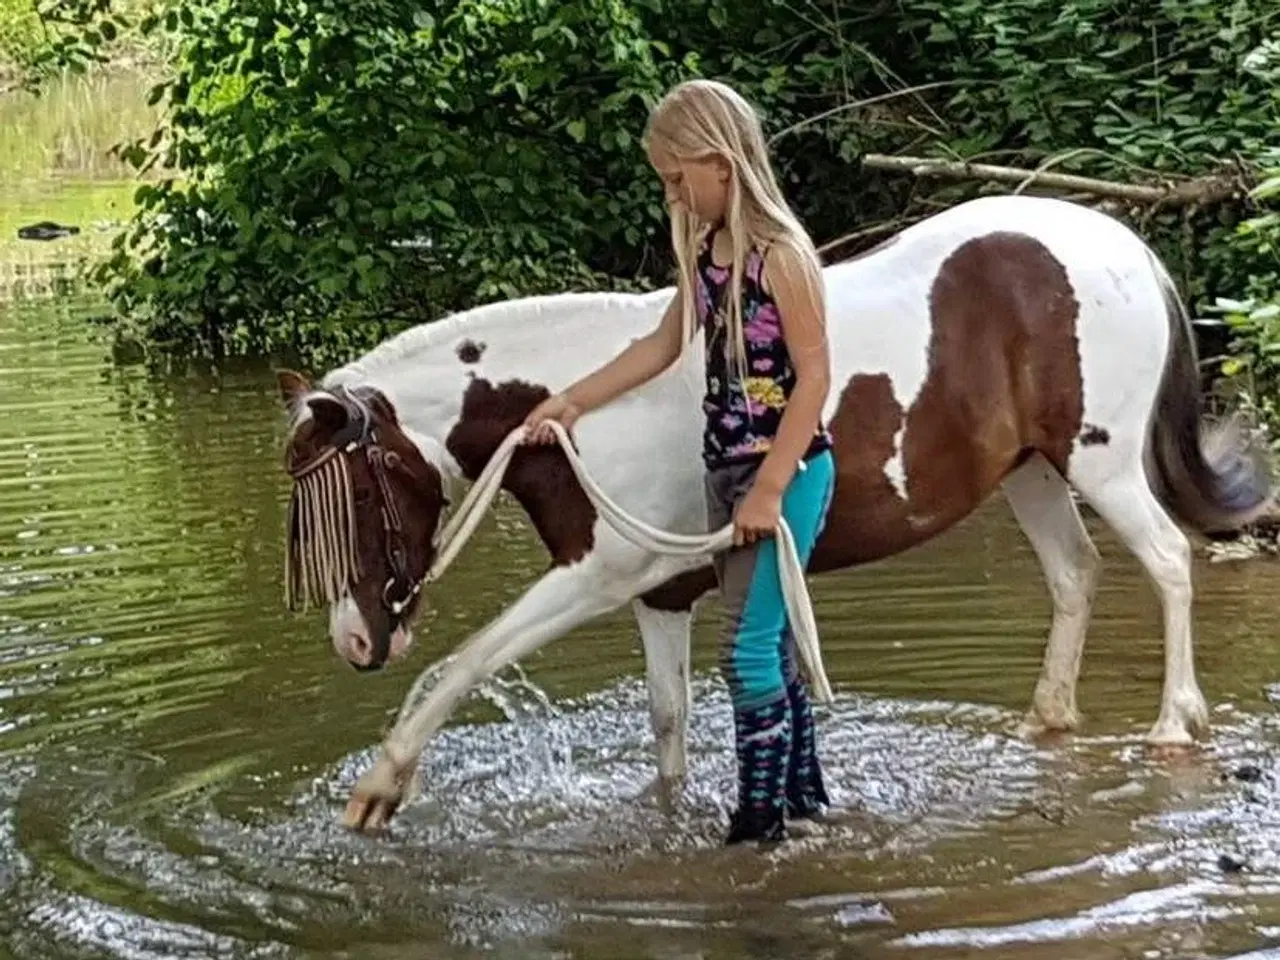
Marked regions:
[785,678,831,822]
[725,696,792,846]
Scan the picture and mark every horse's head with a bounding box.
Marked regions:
[277,370,449,671]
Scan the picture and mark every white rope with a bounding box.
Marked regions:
[417,420,833,704]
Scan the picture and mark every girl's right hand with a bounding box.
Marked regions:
[521,393,582,445]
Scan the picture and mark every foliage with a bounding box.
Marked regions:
[1207,145,1280,430]
[0,0,167,85]
[0,0,43,74]
[900,0,1275,167]
[26,0,1280,379]
[89,0,697,366]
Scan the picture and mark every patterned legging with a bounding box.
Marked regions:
[704,449,835,835]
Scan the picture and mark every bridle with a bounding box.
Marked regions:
[285,417,445,643]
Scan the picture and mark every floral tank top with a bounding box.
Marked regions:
[695,233,833,470]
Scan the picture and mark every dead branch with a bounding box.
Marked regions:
[861,154,1244,205]
[768,81,964,145]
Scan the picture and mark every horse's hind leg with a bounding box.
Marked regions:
[1068,448,1210,746]
[1003,453,1101,737]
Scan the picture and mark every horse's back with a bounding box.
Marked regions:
[810,195,1175,570]
[822,195,1164,375]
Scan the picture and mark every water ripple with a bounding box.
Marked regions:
[3,294,1280,958]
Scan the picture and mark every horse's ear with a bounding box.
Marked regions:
[306,394,349,436]
[277,369,311,407]
[365,388,398,424]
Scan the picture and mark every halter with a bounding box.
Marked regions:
[284,418,428,632]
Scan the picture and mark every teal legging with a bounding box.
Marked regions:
[704,449,835,710]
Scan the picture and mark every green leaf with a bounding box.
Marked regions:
[1252,176,1280,201]
[566,119,586,143]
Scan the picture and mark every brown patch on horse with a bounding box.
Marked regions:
[639,566,718,612]
[812,231,1084,570]
[1080,423,1110,446]
[810,373,912,569]
[444,377,596,566]
[456,339,486,364]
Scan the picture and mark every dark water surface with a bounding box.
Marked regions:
[4,293,1280,960]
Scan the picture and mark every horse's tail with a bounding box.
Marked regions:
[1144,248,1276,534]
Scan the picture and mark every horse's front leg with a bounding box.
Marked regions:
[633,600,693,812]
[341,559,656,833]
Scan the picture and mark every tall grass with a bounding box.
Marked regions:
[0,67,162,181]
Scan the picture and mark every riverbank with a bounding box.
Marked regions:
[0,62,157,299]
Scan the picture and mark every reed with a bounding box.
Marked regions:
[0,67,162,181]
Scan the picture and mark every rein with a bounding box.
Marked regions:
[287,415,834,773]
[414,420,834,704]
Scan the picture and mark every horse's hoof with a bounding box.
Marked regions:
[638,773,686,815]
[1017,698,1080,740]
[1147,691,1211,746]
[341,753,413,834]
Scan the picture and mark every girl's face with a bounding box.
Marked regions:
[649,138,731,226]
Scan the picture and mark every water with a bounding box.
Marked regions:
[4,286,1280,959]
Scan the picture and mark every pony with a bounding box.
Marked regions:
[276,194,1274,832]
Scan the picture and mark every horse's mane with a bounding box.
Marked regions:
[329,288,668,384]
[283,288,667,446]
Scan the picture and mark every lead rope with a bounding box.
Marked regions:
[376,420,834,803]
[411,421,833,704]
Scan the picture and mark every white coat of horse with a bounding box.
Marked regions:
[277,194,1273,831]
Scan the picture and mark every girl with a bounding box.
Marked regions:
[522,78,835,845]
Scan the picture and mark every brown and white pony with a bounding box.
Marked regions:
[277,194,1273,831]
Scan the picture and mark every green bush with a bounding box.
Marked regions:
[1206,145,1280,432]
[37,0,1279,377]
[0,0,43,73]
[92,0,698,366]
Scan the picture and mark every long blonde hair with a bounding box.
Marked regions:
[643,79,826,384]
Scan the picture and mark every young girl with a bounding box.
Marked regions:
[522,78,835,845]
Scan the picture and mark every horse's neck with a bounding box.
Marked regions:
[325,290,673,480]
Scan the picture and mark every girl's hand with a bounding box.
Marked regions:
[521,393,582,445]
[733,482,782,547]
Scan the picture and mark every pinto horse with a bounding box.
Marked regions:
[277,194,1273,832]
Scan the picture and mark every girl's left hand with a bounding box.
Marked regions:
[733,483,782,547]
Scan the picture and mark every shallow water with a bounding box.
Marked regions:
[4,287,1280,960]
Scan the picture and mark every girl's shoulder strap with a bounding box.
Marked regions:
[746,240,772,287]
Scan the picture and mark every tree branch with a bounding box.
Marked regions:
[767,81,967,145]
[861,153,1245,205]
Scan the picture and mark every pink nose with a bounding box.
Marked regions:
[342,632,373,667]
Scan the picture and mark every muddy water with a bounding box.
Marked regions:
[3,292,1280,960]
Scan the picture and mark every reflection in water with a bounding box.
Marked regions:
[2,295,1280,959]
